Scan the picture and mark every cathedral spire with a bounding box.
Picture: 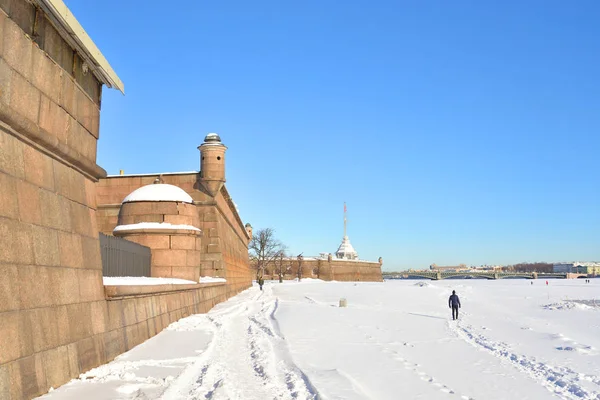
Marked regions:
[344,202,347,238]
[336,202,358,260]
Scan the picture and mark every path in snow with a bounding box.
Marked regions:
[161,284,319,400]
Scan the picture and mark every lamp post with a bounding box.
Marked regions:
[297,253,304,282]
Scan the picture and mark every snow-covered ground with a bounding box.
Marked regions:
[39,279,600,399]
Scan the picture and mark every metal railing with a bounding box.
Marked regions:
[99,233,151,277]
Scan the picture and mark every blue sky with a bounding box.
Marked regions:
[67,1,600,270]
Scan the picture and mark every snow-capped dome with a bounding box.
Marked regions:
[336,236,359,260]
[122,184,193,204]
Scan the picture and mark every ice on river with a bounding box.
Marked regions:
[38,279,600,399]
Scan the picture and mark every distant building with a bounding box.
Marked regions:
[430,263,468,272]
[253,203,383,281]
[553,262,600,275]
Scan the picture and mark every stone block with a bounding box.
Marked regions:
[65,342,80,378]
[186,250,201,267]
[69,164,87,205]
[120,202,150,216]
[177,203,197,216]
[84,177,96,208]
[0,8,4,57]
[106,300,125,331]
[163,214,193,226]
[207,243,220,253]
[122,298,137,326]
[67,303,92,343]
[32,50,61,103]
[18,265,51,309]
[103,328,125,362]
[0,217,33,264]
[130,234,170,250]
[52,158,72,201]
[10,68,40,124]
[151,266,172,278]
[18,353,47,400]
[42,345,71,390]
[0,362,9,400]
[58,231,83,268]
[78,269,104,303]
[39,95,69,147]
[3,16,32,80]
[59,73,75,117]
[31,224,60,266]
[203,211,218,222]
[0,311,21,363]
[16,178,42,225]
[75,336,100,374]
[133,214,164,224]
[123,324,139,352]
[170,235,196,250]
[0,171,18,219]
[70,201,92,237]
[134,298,148,322]
[27,307,59,352]
[80,236,102,270]
[153,249,187,267]
[149,202,178,215]
[49,266,80,305]
[0,264,19,313]
[171,267,198,282]
[81,129,97,162]
[200,252,222,262]
[0,129,25,179]
[90,301,108,335]
[23,145,54,191]
[0,57,11,107]
[75,86,98,135]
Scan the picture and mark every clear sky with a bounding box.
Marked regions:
[67,0,600,271]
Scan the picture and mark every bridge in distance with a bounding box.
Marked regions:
[382,271,585,280]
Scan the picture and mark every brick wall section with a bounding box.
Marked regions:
[257,258,383,282]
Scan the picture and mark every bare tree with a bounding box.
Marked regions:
[276,250,286,283]
[249,228,285,280]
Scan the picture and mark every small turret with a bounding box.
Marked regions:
[198,133,227,196]
[245,223,253,239]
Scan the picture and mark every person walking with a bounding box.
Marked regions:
[258,276,264,291]
[449,290,461,320]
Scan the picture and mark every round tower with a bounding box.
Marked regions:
[198,133,227,196]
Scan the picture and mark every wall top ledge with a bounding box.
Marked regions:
[105,282,225,299]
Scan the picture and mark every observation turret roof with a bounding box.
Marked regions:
[122,184,193,204]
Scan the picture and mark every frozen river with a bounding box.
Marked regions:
[40,279,600,399]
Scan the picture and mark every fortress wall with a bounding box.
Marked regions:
[0,3,110,397]
[327,260,383,282]
[259,259,383,282]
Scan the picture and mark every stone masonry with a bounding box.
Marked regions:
[0,2,252,399]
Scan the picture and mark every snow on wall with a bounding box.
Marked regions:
[122,184,194,204]
[103,276,197,286]
[113,222,201,232]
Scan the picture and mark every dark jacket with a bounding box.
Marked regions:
[449,294,461,308]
